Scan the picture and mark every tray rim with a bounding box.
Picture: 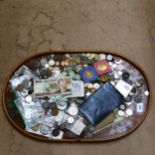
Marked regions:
[2,50,152,142]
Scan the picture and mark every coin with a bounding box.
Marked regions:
[16,84,24,91]
[51,107,59,116]
[52,128,60,137]
[22,79,30,89]
[99,75,109,82]
[42,102,49,109]
[25,95,32,102]
[40,58,48,66]
[106,55,113,61]
[68,104,78,116]
[118,110,125,117]
[93,83,100,89]
[67,116,75,124]
[49,59,55,66]
[122,71,130,80]
[39,124,50,135]
[126,109,133,116]
[134,95,142,103]
[32,124,39,132]
[144,90,149,96]
[119,104,126,110]
[87,83,93,89]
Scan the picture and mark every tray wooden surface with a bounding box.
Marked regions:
[2,51,151,142]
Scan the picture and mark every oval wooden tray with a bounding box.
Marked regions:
[2,51,151,142]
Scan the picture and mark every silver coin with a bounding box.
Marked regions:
[106,55,113,61]
[126,109,133,116]
[39,124,50,135]
[144,90,149,96]
[115,58,122,64]
[40,58,48,66]
[118,110,125,117]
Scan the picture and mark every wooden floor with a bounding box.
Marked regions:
[0,0,155,155]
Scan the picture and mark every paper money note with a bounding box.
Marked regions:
[34,77,72,97]
[69,81,85,98]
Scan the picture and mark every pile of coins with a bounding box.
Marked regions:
[9,53,149,139]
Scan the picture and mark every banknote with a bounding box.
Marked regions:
[34,77,72,97]
[68,81,85,98]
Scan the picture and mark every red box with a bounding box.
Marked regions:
[94,60,112,75]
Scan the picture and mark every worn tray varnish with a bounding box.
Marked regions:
[2,51,151,142]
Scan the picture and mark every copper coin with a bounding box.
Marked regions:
[51,107,59,116]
